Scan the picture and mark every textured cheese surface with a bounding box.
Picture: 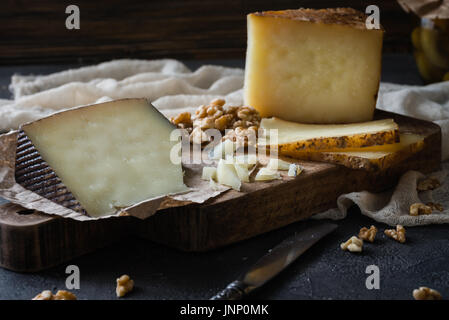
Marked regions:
[324,133,424,158]
[244,10,383,124]
[23,99,187,217]
[260,117,397,145]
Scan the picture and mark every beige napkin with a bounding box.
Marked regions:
[2,59,448,226]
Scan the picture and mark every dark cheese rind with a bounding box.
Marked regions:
[253,7,385,31]
[15,130,87,215]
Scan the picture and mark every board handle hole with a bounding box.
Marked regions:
[17,209,35,215]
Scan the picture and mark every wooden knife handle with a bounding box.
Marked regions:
[210,280,247,300]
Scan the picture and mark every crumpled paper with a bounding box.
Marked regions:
[2,59,449,226]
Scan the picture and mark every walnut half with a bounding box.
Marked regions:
[409,203,432,216]
[116,274,134,298]
[427,202,444,212]
[340,236,363,253]
[417,177,440,191]
[32,290,77,300]
[384,225,406,243]
[358,225,378,243]
[413,287,442,300]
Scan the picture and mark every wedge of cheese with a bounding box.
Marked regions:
[22,99,188,217]
[244,8,383,124]
[259,117,399,152]
[281,133,425,171]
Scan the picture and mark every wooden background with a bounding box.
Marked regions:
[0,0,417,65]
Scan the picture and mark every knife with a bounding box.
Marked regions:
[210,222,338,300]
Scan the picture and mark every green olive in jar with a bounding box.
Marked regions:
[412,18,449,83]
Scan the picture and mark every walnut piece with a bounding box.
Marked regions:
[358,225,378,243]
[413,287,442,300]
[223,126,258,147]
[427,202,444,212]
[409,203,433,216]
[32,290,77,300]
[384,225,406,243]
[417,177,440,191]
[340,236,363,253]
[170,112,193,133]
[169,99,261,145]
[116,274,134,298]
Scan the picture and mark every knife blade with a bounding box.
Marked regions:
[210,222,338,300]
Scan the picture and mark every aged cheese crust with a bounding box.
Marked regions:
[280,133,425,171]
[260,117,400,152]
[252,7,384,31]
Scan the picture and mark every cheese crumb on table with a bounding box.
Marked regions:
[255,167,281,181]
[287,163,303,177]
[267,158,291,170]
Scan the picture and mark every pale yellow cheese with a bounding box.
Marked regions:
[255,168,281,181]
[281,133,425,171]
[259,117,399,151]
[216,159,241,191]
[244,8,383,124]
[267,158,291,170]
[23,99,187,217]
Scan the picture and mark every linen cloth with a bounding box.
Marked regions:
[2,59,448,226]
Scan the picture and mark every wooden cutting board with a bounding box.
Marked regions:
[0,110,441,272]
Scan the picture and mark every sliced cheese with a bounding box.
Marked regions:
[234,154,258,168]
[255,168,281,181]
[259,117,399,152]
[282,133,425,171]
[267,158,291,170]
[216,159,241,191]
[22,98,188,217]
[287,164,303,177]
[234,163,250,182]
[244,8,383,124]
[201,167,217,181]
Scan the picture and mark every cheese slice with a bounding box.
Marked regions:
[259,117,399,152]
[244,8,383,124]
[22,99,188,217]
[281,133,425,171]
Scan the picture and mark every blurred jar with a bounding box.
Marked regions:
[412,18,449,83]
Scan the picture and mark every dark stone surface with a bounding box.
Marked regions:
[1,54,448,300]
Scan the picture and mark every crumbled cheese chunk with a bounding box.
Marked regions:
[255,168,281,181]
